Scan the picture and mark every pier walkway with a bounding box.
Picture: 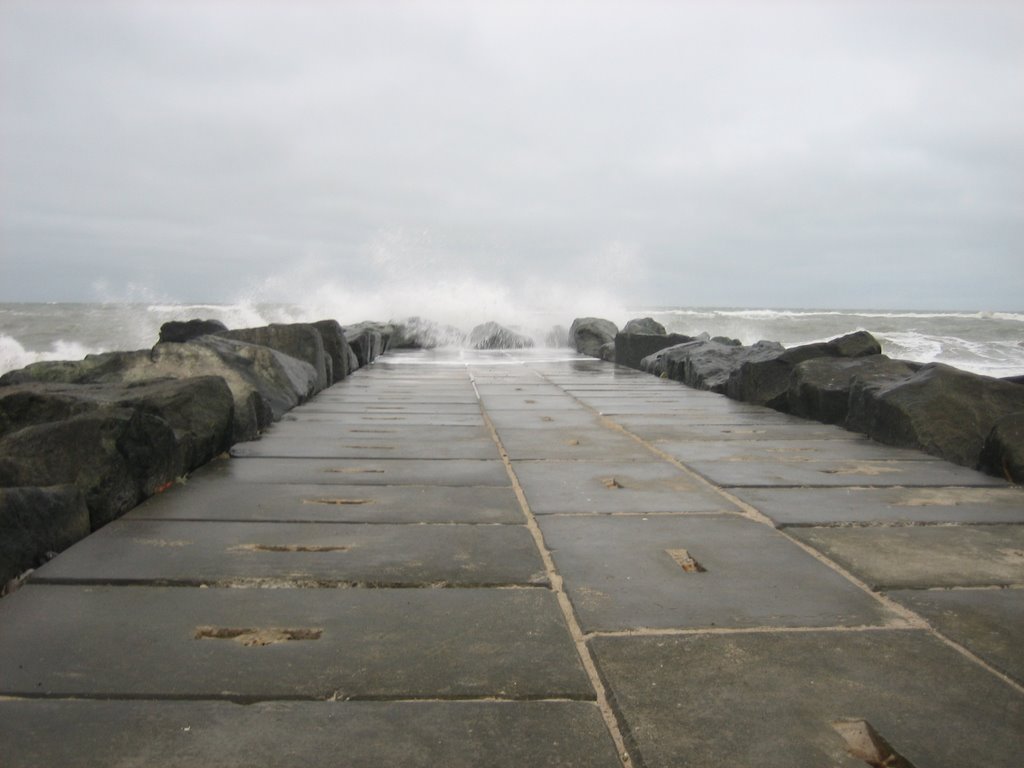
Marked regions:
[2,349,1022,766]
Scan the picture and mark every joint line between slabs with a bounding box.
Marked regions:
[531,368,1024,696]
[469,368,633,768]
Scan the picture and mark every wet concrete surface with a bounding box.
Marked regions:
[2,347,1021,767]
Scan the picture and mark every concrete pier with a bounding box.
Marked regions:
[2,348,1022,767]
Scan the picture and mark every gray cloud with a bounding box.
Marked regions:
[1,0,1022,311]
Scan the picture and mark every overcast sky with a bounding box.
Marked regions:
[1,0,1022,315]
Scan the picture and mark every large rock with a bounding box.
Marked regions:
[469,322,534,350]
[219,323,330,393]
[0,410,179,530]
[846,363,1024,469]
[615,333,695,371]
[622,317,666,335]
[659,340,785,393]
[569,317,618,358]
[158,318,228,344]
[311,319,353,383]
[0,378,234,475]
[1,336,318,442]
[726,331,882,408]
[344,322,392,367]
[786,355,919,425]
[0,485,90,590]
[979,413,1024,483]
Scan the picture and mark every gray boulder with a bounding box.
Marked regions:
[0,409,179,530]
[0,378,234,475]
[469,322,534,350]
[311,319,353,383]
[1,336,317,442]
[569,317,619,358]
[660,340,785,393]
[727,331,882,408]
[615,333,695,371]
[599,341,616,361]
[846,363,1024,469]
[219,323,330,393]
[786,355,919,425]
[158,318,228,344]
[344,322,392,367]
[979,412,1024,483]
[622,317,666,335]
[1,485,90,591]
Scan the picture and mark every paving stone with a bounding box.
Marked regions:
[590,630,1024,768]
[514,460,735,514]
[539,514,894,631]
[655,437,933,463]
[253,423,494,442]
[494,427,652,460]
[210,457,511,487]
[295,402,485,415]
[283,412,485,427]
[890,588,1024,683]
[478,393,580,410]
[788,524,1024,589]
[610,420,854,442]
[687,457,1008,487]
[732,486,1024,526]
[0,585,591,700]
[128,481,525,524]
[0,699,622,768]
[231,434,499,459]
[30,519,548,587]
[485,409,605,430]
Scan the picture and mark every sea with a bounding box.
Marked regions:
[1,302,1023,379]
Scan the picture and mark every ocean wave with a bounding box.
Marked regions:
[0,335,101,377]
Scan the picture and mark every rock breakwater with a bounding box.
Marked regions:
[573,316,1024,485]
[0,318,390,591]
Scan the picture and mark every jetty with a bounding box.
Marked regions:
[2,347,1022,766]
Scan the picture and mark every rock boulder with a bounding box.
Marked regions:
[1,485,90,591]
[726,331,882,408]
[469,322,534,350]
[569,317,618,358]
[786,355,919,425]
[615,333,695,371]
[979,412,1024,483]
[622,317,666,335]
[846,363,1024,468]
[158,318,228,344]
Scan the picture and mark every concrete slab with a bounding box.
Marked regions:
[788,525,1024,589]
[590,630,1024,768]
[611,409,819,426]
[495,427,652,460]
[732,486,1024,526]
[485,409,604,430]
[282,412,485,427]
[656,437,934,463]
[0,585,592,700]
[478,393,581,410]
[539,514,893,631]
[0,699,622,768]
[890,588,1024,683]
[231,434,499,460]
[212,457,511,487]
[30,519,548,587]
[255,423,493,443]
[687,458,1009,487]
[513,460,735,514]
[128,481,525,524]
[610,420,854,442]
[294,402,484,415]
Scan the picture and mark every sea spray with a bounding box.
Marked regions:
[1,303,1022,379]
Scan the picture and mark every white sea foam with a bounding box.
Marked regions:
[0,334,98,375]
